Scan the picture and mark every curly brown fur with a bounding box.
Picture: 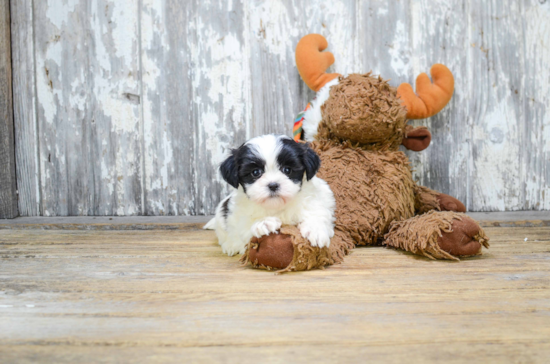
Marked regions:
[312,140,416,246]
[383,211,489,260]
[240,225,354,273]
[414,185,441,214]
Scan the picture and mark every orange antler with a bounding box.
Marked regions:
[295,34,340,92]
[397,64,455,119]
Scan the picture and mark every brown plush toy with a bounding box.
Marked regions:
[241,34,489,272]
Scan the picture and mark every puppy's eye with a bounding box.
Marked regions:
[282,167,292,175]
[251,169,262,177]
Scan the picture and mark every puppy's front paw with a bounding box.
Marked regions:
[221,245,241,257]
[299,222,332,248]
[251,217,282,238]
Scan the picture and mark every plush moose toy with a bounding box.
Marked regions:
[241,34,489,272]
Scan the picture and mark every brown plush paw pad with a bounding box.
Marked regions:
[437,193,466,213]
[248,233,294,269]
[438,216,483,257]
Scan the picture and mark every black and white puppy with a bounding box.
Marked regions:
[204,134,335,256]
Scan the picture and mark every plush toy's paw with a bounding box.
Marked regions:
[242,225,353,272]
[251,217,282,238]
[299,222,332,248]
[437,216,487,257]
[384,211,489,261]
[437,193,466,213]
[247,233,294,269]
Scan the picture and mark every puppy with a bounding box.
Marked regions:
[204,134,335,256]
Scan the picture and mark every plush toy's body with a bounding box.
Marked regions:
[241,34,489,272]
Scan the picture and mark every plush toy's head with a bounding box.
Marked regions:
[295,34,454,152]
[319,73,408,151]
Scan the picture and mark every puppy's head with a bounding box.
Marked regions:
[220,134,320,210]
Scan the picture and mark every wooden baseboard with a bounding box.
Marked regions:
[0,216,211,230]
[1,211,549,230]
[468,211,550,227]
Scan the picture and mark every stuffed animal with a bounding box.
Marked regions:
[241,34,489,272]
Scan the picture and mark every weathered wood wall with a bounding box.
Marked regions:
[0,0,18,218]
[10,0,550,216]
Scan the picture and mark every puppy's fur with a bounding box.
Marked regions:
[204,134,335,256]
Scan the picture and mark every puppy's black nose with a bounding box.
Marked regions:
[268,183,280,192]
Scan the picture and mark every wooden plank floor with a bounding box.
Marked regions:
[1,219,549,363]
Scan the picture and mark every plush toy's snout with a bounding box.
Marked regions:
[402,126,432,151]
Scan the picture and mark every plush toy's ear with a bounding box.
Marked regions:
[295,34,341,92]
[402,126,432,152]
[220,152,239,188]
[301,144,321,180]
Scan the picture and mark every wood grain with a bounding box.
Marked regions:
[0,0,17,219]
[406,0,471,208]
[468,0,523,211]
[0,225,549,362]
[522,0,550,210]
[10,0,39,216]
[359,0,412,82]
[248,0,358,138]
[139,0,196,216]
[1,211,549,229]
[10,0,550,215]
[32,0,143,216]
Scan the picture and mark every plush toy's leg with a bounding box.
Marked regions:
[414,185,466,214]
[240,225,354,272]
[384,211,489,260]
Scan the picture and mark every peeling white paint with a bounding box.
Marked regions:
[36,38,63,125]
[140,0,175,215]
[14,0,550,215]
[389,20,410,78]
[248,1,297,60]
[524,1,550,210]
[46,0,79,30]
[110,1,138,63]
[189,5,252,210]
[472,98,521,211]
[378,6,388,16]
[302,1,357,75]
[201,110,227,165]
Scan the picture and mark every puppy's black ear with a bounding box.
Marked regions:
[302,143,321,181]
[220,152,239,188]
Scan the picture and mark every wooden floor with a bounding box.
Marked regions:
[1,215,549,363]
